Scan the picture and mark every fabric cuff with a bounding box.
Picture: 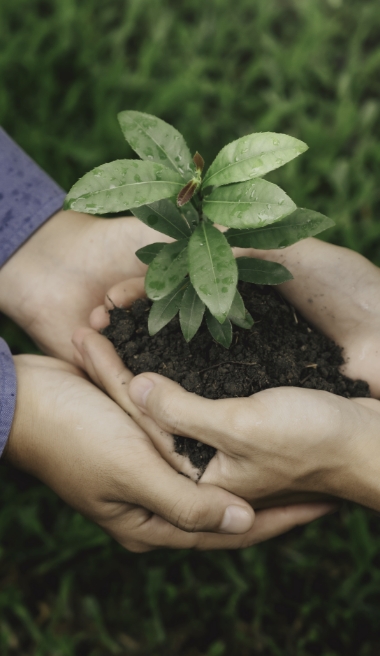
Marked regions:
[0,127,66,267]
[0,338,17,458]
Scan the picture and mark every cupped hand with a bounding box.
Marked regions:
[247,238,380,397]
[127,370,380,512]
[0,209,161,364]
[90,236,380,397]
[70,329,337,541]
[3,353,274,552]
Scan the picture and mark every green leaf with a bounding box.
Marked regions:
[225,208,335,249]
[65,160,184,214]
[148,281,188,336]
[118,110,194,180]
[145,239,189,301]
[181,201,199,229]
[228,290,254,329]
[188,222,238,323]
[230,312,254,330]
[132,199,192,239]
[237,257,293,285]
[135,242,167,265]
[205,310,232,348]
[179,283,206,342]
[202,132,308,189]
[202,178,296,229]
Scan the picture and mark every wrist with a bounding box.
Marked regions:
[0,210,94,329]
[325,397,380,510]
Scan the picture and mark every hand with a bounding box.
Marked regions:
[0,210,163,364]
[90,236,380,398]
[4,353,275,552]
[126,370,380,512]
[246,238,380,397]
[70,328,337,541]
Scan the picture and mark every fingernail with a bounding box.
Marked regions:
[129,376,155,409]
[220,505,253,534]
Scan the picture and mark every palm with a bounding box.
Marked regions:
[0,210,162,363]
[251,238,380,397]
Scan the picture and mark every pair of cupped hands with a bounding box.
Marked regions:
[2,209,380,553]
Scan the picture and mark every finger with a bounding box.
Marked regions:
[105,277,146,311]
[72,329,201,480]
[128,372,239,452]
[72,327,110,388]
[90,305,110,331]
[106,502,337,552]
[72,330,255,534]
[223,502,338,548]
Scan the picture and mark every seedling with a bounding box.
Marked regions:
[65,111,334,347]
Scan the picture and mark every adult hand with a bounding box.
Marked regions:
[0,210,161,364]
[90,237,380,398]
[4,353,274,552]
[127,370,380,512]
[70,328,337,540]
[247,238,380,397]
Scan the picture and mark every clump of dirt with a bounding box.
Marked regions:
[103,283,370,472]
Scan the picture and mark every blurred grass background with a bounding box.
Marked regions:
[1,0,380,653]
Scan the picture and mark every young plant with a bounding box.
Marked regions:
[65,111,334,347]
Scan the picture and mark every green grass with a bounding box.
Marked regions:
[1,0,380,653]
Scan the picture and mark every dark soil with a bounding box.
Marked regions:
[103,283,370,472]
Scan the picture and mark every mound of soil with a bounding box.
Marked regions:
[103,283,370,471]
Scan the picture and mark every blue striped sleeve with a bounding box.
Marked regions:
[0,338,16,458]
[0,127,65,452]
[0,127,66,267]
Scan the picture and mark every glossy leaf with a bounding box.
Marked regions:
[205,310,232,348]
[145,239,189,301]
[226,208,335,250]
[177,179,198,207]
[132,199,192,239]
[65,160,184,214]
[135,242,167,265]
[202,178,296,229]
[181,201,199,229]
[237,257,293,285]
[228,290,254,329]
[188,222,237,323]
[148,281,188,336]
[179,282,205,342]
[118,110,194,180]
[230,311,254,330]
[202,132,308,189]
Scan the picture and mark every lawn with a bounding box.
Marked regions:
[1,0,380,653]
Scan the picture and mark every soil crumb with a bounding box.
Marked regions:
[103,283,370,472]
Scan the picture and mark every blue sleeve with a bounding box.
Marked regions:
[0,127,66,453]
[0,339,16,458]
[0,127,66,267]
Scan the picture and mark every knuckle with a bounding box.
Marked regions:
[156,393,187,435]
[176,500,208,532]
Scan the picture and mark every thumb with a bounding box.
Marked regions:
[72,331,254,535]
[129,372,234,452]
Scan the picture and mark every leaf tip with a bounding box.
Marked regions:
[193,152,205,173]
